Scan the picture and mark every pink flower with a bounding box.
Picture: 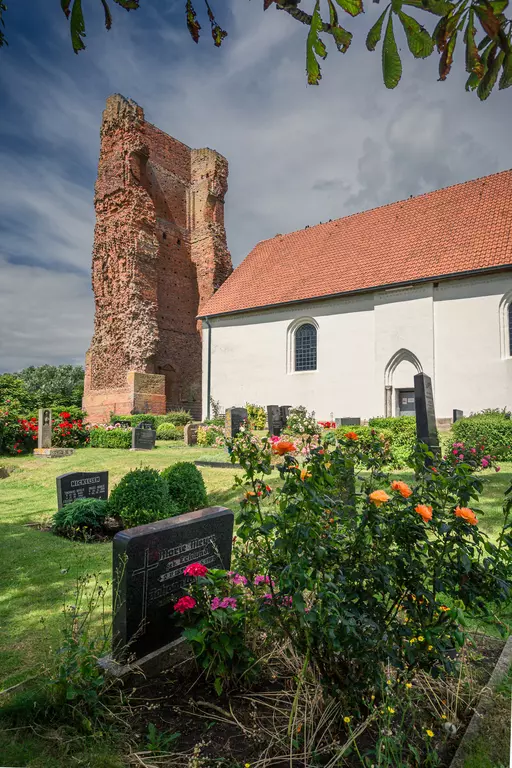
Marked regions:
[184,563,208,577]
[281,595,293,606]
[470,448,476,454]
[254,575,275,587]
[263,593,273,603]
[496,466,501,472]
[481,458,489,468]
[459,454,464,461]
[173,596,196,613]
[211,596,237,610]
[452,449,458,455]
[228,572,248,586]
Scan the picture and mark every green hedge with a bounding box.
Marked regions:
[367,416,419,468]
[110,411,192,428]
[89,427,132,449]
[156,423,180,440]
[452,414,512,460]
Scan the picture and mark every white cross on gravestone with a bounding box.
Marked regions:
[132,548,159,634]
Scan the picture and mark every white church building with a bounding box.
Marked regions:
[199,170,512,423]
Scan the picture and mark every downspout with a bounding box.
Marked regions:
[204,316,212,420]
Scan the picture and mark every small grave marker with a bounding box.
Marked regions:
[225,407,247,438]
[414,373,439,455]
[184,422,204,446]
[112,506,234,660]
[56,471,109,510]
[38,408,52,449]
[453,409,464,423]
[132,421,156,451]
[335,417,361,427]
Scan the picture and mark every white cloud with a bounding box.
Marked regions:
[0,0,510,371]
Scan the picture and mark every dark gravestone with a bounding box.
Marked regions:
[335,417,361,427]
[414,373,439,454]
[267,405,284,436]
[56,471,109,510]
[112,506,234,661]
[132,422,156,451]
[453,409,464,423]
[280,406,291,429]
[225,407,247,438]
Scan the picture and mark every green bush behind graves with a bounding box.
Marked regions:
[108,467,170,528]
[333,425,393,463]
[368,416,417,467]
[110,410,192,428]
[52,498,108,535]
[156,422,180,440]
[89,428,132,449]
[161,461,208,515]
[452,413,512,461]
[246,403,266,430]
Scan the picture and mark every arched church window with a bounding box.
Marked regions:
[295,323,317,371]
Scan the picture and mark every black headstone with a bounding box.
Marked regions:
[335,417,361,427]
[225,407,247,438]
[414,373,439,454]
[267,405,283,436]
[112,506,234,660]
[132,422,156,450]
[56,471,109,510]
[453,409,464,423]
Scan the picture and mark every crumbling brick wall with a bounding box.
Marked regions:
[83,94,232,423]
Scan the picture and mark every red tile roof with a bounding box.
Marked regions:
[200,169,512,317]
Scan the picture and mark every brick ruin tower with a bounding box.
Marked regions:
[83,94,232,423]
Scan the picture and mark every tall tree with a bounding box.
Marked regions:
[0,0,511,99]
[17,365,85,409]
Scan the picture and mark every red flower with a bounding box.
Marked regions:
[173,596,196,613]
[60,412,71,419]
[345,432,358,440]
[183,562,208,577]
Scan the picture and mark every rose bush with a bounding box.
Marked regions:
[175,427,511,704]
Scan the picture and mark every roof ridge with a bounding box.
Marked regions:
[254,167,512,247]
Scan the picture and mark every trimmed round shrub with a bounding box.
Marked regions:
[156,422,180,440]
[159,411,191,426]
[52,498,108,534]
[90,427,132,449]
[452,413,512,460]
[161,462,208,515]
[108,468,169,528]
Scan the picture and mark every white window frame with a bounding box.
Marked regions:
[286,317,319,374]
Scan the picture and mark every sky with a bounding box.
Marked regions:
[0,0,510,372]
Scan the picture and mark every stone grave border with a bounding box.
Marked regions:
[194,460,241,469]
[448,634,512,768]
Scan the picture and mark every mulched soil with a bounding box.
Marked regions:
[118,633,505,767]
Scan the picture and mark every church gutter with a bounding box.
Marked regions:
[197,263,512,320]
[204,316,213,420]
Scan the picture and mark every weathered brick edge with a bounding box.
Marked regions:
[449,634,512,768]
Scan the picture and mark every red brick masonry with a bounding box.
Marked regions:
[83,94,232,423]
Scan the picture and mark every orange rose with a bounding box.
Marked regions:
[345,432,358,440]
[391,480,413,499]
[272,440,296,456]
[369,490,390,507]
[454,506,478,525]
[415,504,433,523]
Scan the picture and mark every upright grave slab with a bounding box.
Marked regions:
[56,471,109,510]
[414,373,440,456]
[453,409,464,423]
[267,405,283,436]
[335,417,361,427]
[184,422,206,446]
[131,421,156,451]
[112,506,234,661]
[225,407,247,438]
[34,408,74,458]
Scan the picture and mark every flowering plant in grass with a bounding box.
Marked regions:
[221,429,512,700]
[173,565,262,695]
[0,408,38,454]
[447,440,500,472]
[197,423,225,447]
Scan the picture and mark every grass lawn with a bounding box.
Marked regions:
[0,445,510,767]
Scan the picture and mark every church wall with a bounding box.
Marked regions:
[433,272,512,416]
[203,270,512,421]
